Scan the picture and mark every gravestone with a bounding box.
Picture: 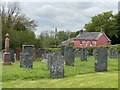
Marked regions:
[20,52,33,68]
[64,47,75,66]
[110,49,118,59]
[95,47,108,72]
[3,33,12,65]
[50,52,64,78]
[74,49,80,57]
[10,50,15,63]
[20,45,34,68]
[16,48,22,60]
[47,53,53,69]
[80,48,88,61]
[35,48,45,58]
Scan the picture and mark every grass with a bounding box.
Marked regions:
[2,56,118,88]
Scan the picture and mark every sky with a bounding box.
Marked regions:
[1,0,119,35]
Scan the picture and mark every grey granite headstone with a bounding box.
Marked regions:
[20,45,34,68]
[47,53,53,69]
[95,47,108,72]
[64,48,75,66]
[110,49,118,59]
[74,49,80,57]
[10,50,15,63]
[50,52,64,78]
[80,48,88,61]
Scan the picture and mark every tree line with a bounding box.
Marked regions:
[1,2,120,50]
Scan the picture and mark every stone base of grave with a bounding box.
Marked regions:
[3,53,12,65]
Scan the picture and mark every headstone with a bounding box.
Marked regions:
[109,49,118,59]
[20,45,34,68]
[95,47,108,72]
[16,48,22,61]
[35,48,45,58]
[20,52,33,68]
[74,49,80,57]
[50,52,64,78]
[80,48,88,61]
[10,50,15,63]
[47,53,53,69]
[64,47,75,66]
[3,33,12,65]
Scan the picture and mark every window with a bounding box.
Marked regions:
[90,41,92,46]
[80,41,82,45]
[85,41,87,46]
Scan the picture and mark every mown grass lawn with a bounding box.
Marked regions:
[2,56,118,88]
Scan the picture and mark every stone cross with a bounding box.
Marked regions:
[3,33,12,65]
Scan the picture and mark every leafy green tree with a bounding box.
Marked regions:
[84,11,119,44]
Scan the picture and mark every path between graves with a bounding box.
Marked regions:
[2,71,118,88]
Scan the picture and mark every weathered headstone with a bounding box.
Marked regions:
[110,49,118,59]
[10,50,15,63]
[47,53,53,69]
[95,47,108,72]
[20,52,33,68]
[50,52,64,78]
[35,48,45,58]
[80,48,88,61]
[20,45,34,68]
[64,47,75,66]
[3,33,12,65]
[74,49,80,57]
[16,48,22,61]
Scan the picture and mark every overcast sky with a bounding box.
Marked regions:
[17,1,118,35]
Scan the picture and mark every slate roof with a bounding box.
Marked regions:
[61,38,74,45]
[74,32,111,41]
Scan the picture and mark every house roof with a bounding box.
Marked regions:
[74,32,111,41]
[61,38,74,45]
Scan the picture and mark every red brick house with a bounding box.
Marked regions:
[74,32,111,48]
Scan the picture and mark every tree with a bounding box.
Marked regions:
[0,2,37,31]
[1,2,37,49]
[84,11,119,44]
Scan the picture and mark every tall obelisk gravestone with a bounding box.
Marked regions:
[3,33,12,65]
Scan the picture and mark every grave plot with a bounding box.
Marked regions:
[94,47,108,72]
[20,45,34,68]
[50,52,64,78]
[74,49,80,57]
[80,48,88,61]
[64,47,75,66]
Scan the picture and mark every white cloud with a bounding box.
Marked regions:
[17,2,119,35]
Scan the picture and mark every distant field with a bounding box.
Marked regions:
[2,56,118,88]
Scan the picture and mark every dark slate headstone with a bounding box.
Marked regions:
[47,53,53,69]
[10,50,15,63]
[110,49,118,59]
[20,45,34,68]
[50,52,64,78]
[20,52,33,68]
[61,46,66,56]
[74,49,80,57]
[95,47,108,72]
[80,48,88,61]
[64,48,75,66]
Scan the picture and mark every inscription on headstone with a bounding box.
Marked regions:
[95,47,108,72]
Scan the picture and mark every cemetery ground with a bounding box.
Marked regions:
[2,56,118,88]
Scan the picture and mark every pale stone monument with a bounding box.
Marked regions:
[3,33,12,65]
